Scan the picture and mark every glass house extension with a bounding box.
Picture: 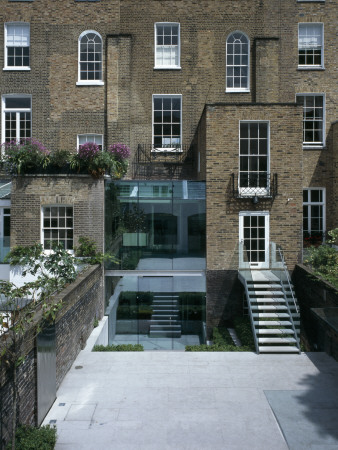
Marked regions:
[104,180,206,350]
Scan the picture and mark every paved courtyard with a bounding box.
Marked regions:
[44,326,338,450]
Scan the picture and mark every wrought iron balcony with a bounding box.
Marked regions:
[231,173,278,200]
[132,144,194,179]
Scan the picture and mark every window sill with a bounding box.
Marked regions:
[303,145,325,150]
[226,89,250,93]
[153,66,182,70]
[76,81,104,86]
[151,147,183,153]
[297,66,325,71]
[3,67,31,71]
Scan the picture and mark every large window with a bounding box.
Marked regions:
[303,188,325,243]
[296,94,325,147]
[2,95,31,143]
[77,134,103,150]
[226,31,249,92]
[155,23,180,69]
[298,23,324,68]
[239,122,269,195]
[4,23,30,70]
[42,206,73,251]
[153,95,181,150]
[77,30,103,85]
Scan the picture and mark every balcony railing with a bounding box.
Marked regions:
[132,144,194,179]
[231,173,278,200]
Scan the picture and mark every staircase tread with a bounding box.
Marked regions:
[257,329,296,334]
[258,337,297,343]
[250,298,286,303]
[249,291,285,296]
[251,305,288,310]
[259,346,300,353]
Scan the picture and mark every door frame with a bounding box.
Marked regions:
[239,211,270,269]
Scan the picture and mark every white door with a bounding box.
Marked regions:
[239,212,269,269]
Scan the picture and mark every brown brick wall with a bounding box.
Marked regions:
[0,264,103,446]
[204,103,304,271]
[10,175,104,252]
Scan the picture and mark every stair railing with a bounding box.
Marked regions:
[270,243,301,351]
[238,241,259,353]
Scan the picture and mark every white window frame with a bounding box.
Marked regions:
[1,94,32,144]
[303,188,326,239]
[152,94,182,151]
[4,22,30,71]
[296,93,325,148]
[298,23,324,69]
[239,211,270,269]
[41,205,74,252]
[77,134,103,151]
[76,30,104,86]
[154,22,181,69]
[239,121,270,196]
[226,31,250,92]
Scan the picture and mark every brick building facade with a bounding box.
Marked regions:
[0,0,336,343]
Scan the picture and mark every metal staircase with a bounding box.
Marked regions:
[149,294,181,338]
[239,271,300,353]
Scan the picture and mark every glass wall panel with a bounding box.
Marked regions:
[105,274,206,350]
[105,180,206,270]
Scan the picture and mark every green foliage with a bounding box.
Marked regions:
[93,317,99,328]
[233,316,256,349]
[328,228,338,246]
[6,425,57,450]
[304,240,338,288]
[185,344,252,352]
[2,139,50,175]
[69,150,128,179]
[74,236,118,265]
[49,149,72,169]
[185,318,255,352]
[93,344,144,351]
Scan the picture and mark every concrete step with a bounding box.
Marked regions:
[256,329,296,335]
[153,309,179,314]
[251,305,288,311]
[149,330,181,338]
[250,298,286,303]
[252,313,290,318]
[150,320,180,325]
[151,314,179,320]
[259,346,300,353]
[258,337,297,344]
[248,283,281,289]
[254,320,294,326]
[249,291,284,297]
[150,325,181,330]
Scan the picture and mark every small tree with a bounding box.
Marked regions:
[0,243,78,450]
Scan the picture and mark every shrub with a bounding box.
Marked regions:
[304,242,338,288]
[93,344,144,351]
[7,424,57,450]
[233,316,255,349]
[2,138,50,175]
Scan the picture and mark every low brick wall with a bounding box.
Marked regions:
[292,264,338,359]
[0,264,103,447]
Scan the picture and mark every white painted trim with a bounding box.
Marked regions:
[4,22,30,70]
[1,94,32,144]
[239,211,270,269]
[226,30,250,93]
[296,92,326,148]
[298,22,324,69]
[77,30,103,83]
[152,94,182,150]
[154,22,181,69]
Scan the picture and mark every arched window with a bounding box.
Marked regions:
[77,30,103,85]
[226,32,249,92]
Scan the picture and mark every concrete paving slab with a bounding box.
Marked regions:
[43,328,338,450]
